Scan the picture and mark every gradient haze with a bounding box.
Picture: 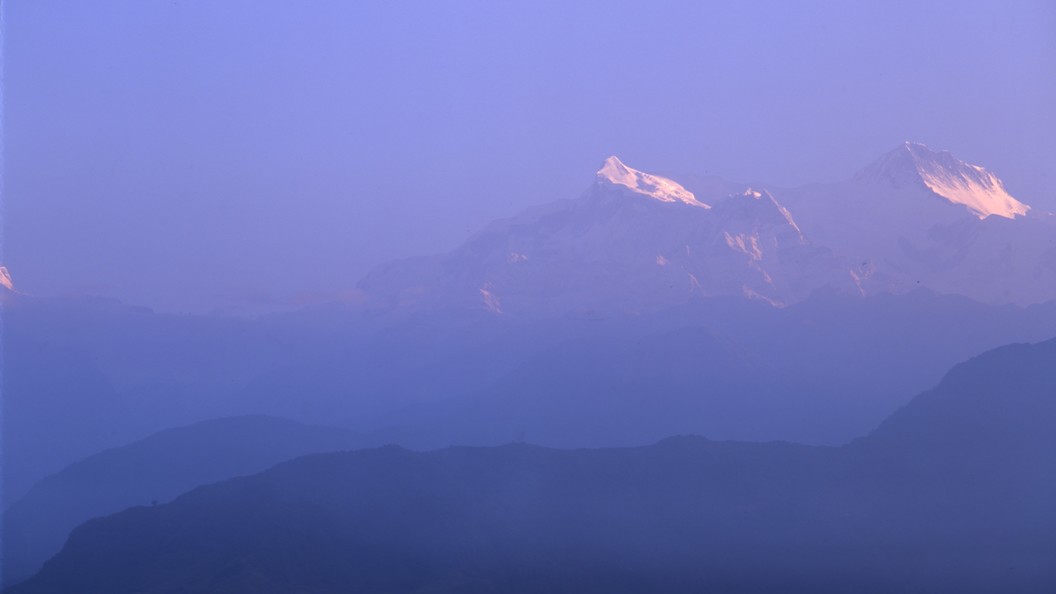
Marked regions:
[4,0,1054,312]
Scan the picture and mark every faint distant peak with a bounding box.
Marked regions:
[0,266,14,291]
[596,156,709,208]
[855,142,1030,219]
[715,187,804,239]
[728,186,780,209]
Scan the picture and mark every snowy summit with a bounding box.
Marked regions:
[856,142,1030,220]
[0,266,14,292]
[596,156,709,208]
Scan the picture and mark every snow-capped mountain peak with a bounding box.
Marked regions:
[596,156,709,208]
[357,145,1054,315]
[0,266,14,292]
[712,188,806,244]
[855,142,1029,219]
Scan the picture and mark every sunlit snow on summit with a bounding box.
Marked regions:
[860,141,1030,220]
[596,156,709,208]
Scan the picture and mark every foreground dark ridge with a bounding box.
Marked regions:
[1,416,364,587]
[12,338,1056,594]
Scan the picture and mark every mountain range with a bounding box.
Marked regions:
[358,143,1055,314]
[1,416,363,587]
[12,337,1055,593]
[2,143,1055,592]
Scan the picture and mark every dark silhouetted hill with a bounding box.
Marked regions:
[11,339,1055,593]
[2,416,362,587]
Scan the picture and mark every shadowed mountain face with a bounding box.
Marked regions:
[13,338,1055,594]
[0,416,363,587]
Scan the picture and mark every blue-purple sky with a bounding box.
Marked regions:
[4,0,1054,312]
